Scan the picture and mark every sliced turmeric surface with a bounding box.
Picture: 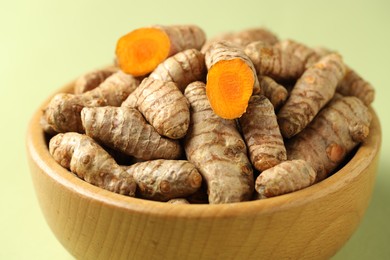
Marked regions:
[207,58,255,119]
[116,28,170,76]
[205,41,259,119]
[116,25,206,77]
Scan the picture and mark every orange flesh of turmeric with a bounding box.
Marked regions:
[116,28,170,76]
[206,58,254,119]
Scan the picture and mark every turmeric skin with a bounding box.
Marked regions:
[239,95,287,172]
[81,106,182,160]
[311,47,375,106]
[123,160,202,201]
[184,81,254,204]
[116,25,206,76]
[167,198,190,204]
[337,68,375,106]
[49,132,137,196]
[44,70,139,133]
[286,96,372,182]
[74,67,118,94]
[245,41,306,81]
[149,49,206,92]
[258,75,288,110]
[201,27,279,53]
[122,77,190,139]
[255,159,316,199]
[277,54,346,138]
[205,41,260,119]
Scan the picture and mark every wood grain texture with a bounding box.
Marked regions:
[27,81,381,260]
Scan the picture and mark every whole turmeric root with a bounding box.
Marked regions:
[205,41,260,119]
[239,95,287,172]
[201,27,279,53]
[311,47,375,106]
[258,75,288,110]
[337,68,375,106]
[255,159,316,199]
[116,25,206,76]
[81,106,182,160]
[275,39,320,69]
[277,53,346,138]
[123,160,202,201]
[286,96,372,181]
[245,41,306,81]
[149,49,206,92]
[184,81,254,204]
[74,67,118,94]
[122,77,190,139]
[49,132,137,196]
[44,70,139,133]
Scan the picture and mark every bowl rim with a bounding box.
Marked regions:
[26,80,382,218]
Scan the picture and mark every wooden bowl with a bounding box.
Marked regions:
[26,82,381,260]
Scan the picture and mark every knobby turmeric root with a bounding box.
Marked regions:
[49,132,137,196]
[123,160,202,201]
[286,96,372,182]
[81,106,182,160]
[149,49,206,92]
[116,25,206,76]
[121,77,190,139]
[43,70,139,133]
[258,75,288,110]
[74,67,118,94]
[278,53,346,138]
[44,24,376,203]
[239,95,287,172]
[255,159,316,199]
[184,81,254,204]
[275,39,320,69]
[205,41,260,119]
[311,47,375,106]
[245,41,306,81]
[337,68,375,106]
[201,27,279,53]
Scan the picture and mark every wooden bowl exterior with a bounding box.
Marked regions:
[26,82,381,260]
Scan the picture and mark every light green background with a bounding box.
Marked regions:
[1,0,389,259]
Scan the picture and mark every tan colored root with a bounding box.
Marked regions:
[239,95,287,172]
[81,106,182,160]
[157,25,206,56]
[44,93,105,133]
[275,39,320,69]
[184,81,254,204]
[278,53,346,138]
[74,67,118,94]
[123,160,202,201]
[286,96,372,181]
[245,41,306,81]
[337,68,375,106]
[149,49,206,92]
[259,76,288,109]
[201,27,279,53]
[255,159,316,199]
[49,132,136,196]
[122,77,190,139]
[44,70,139,133]
[40,113,57,135]
[167,198,190,204]
[311,47,375,105]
